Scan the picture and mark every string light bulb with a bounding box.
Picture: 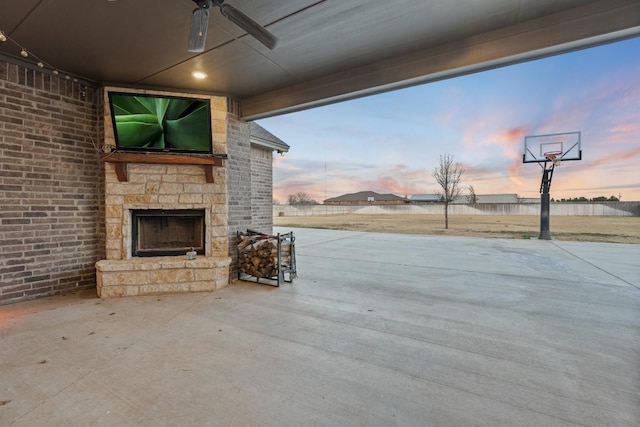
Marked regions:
[0,28,82,83]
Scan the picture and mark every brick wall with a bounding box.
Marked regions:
[96,90,106,262]
[225,100,252,279]
[0,59,100,305]
[225,101,279,279]
[250,145,274,233]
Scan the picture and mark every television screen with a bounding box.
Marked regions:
[108,92,213,154]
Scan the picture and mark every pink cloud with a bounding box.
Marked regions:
[604,122,640,145]
[587,147,640,168]
[494,127,529,144]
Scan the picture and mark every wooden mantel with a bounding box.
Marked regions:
[102,152,225,183]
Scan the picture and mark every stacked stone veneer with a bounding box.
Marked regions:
[95,88,231,298]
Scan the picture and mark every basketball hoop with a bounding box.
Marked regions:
[524,132,582,241]
[544,151,563,166]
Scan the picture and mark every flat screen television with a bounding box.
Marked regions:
[108,92,213,154]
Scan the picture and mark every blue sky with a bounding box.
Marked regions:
[258,37,640,203]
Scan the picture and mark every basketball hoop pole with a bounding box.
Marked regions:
[538,160,555,240]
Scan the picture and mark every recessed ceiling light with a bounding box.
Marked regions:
[192,71,208,79]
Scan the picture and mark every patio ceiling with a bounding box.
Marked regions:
[1,0,639,119]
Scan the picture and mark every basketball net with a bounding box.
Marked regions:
[544,151,562,167]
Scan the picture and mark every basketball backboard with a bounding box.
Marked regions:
[523,131,582,163]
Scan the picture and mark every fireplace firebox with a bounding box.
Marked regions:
[131,209,205,257]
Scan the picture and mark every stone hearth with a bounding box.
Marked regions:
[96,256,230,297]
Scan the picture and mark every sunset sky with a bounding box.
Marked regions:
[258,37,640,204]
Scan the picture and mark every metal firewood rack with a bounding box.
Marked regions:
[236,230,296,287]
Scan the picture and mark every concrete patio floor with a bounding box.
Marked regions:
[1,228,639,426]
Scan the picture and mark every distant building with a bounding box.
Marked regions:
[411,193,530,204]
[518,197,541,204]
[474,193,519,204]
[324,191,408,205]
[410,194,442,203]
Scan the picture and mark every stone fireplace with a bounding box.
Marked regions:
[95,89,231,298]
[131,209,206,257]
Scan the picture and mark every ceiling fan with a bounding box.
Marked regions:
[188,0,278,52]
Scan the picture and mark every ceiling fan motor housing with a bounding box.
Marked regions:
[193,0,214,9]
[188,0,277,51]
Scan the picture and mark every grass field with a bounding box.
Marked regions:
[274,214,640,244]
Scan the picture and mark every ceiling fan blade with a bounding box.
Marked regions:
[188,7,210,53]
[219,4,278,49]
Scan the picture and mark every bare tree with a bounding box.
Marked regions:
[287,192,318,205]
[432,154,465,229]
[467,184,477,205]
